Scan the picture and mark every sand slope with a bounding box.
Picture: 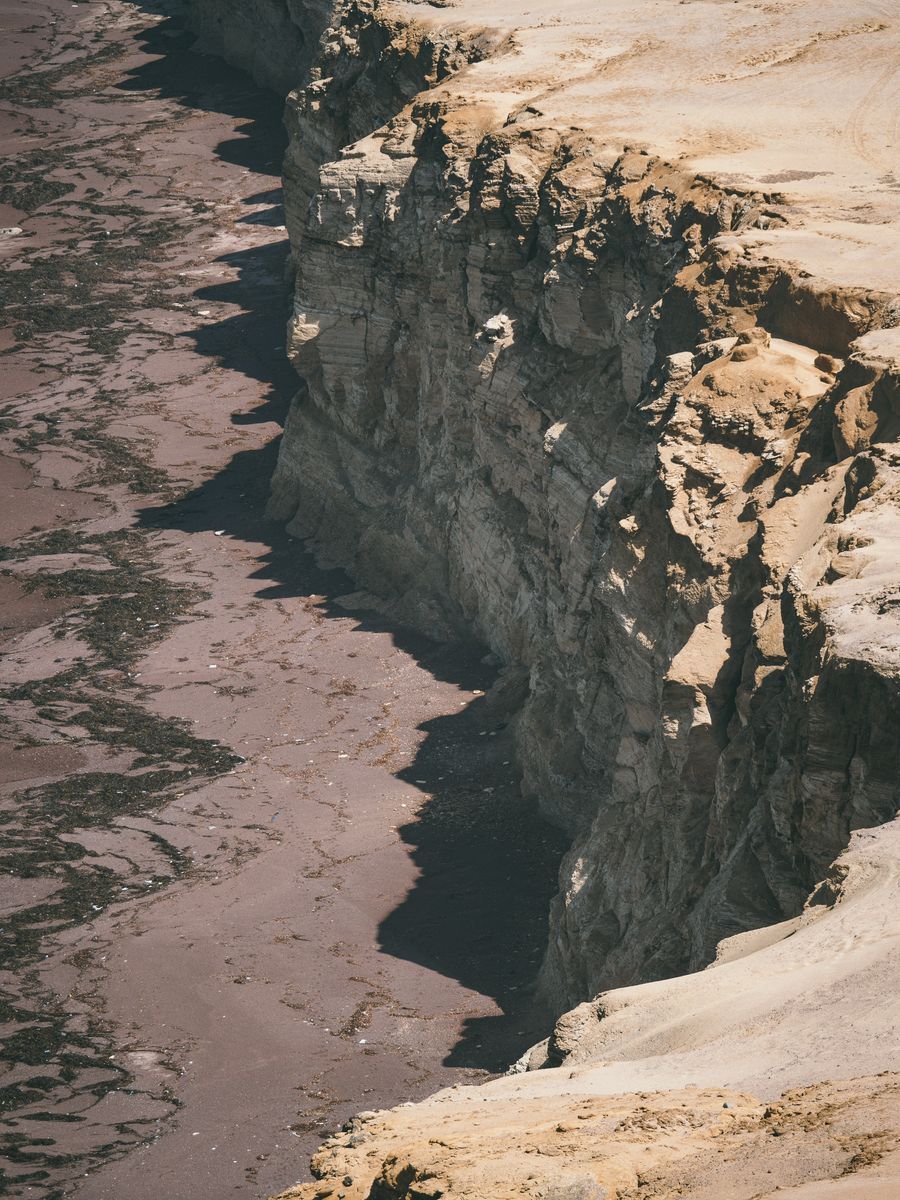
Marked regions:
[275,819,900,1198]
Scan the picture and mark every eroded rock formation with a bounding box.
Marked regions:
[191,0,900,1005]
[187,0,900,1193]
[277,1076,900,1200]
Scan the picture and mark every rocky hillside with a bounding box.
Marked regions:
[188,0,900,1193]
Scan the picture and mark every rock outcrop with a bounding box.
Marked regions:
[191,0,900,1005]
[276,1077,900,1200]
[187,0,900,1192]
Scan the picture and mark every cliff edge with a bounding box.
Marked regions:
[187,0,900,1194]
[270,819,900,1198]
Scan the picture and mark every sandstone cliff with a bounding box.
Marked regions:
[187,0,900,1193]
[191,0,900,1000]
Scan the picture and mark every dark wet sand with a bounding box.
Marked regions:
[0,2,562,1197]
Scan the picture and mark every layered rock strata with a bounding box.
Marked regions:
[191,0,900,1006]
[185,0,900,1193]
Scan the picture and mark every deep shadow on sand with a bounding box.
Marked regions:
[127,2,566,1071]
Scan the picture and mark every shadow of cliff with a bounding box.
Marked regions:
[385,695,566,1068]
[125,1,565,1072]
[143,466,565,1071]
[114,4,295,414]
[190,239,295,411]
[117,1,286,174]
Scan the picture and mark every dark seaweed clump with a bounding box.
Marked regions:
[1,523,241,961]
[0,523,239,1189]
[0,982,177,1199]
[0,190,183,350]
[0,1,260,1189]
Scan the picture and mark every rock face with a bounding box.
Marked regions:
[188,0,338,94]
[190,0,900,1010]
[185,0,900,1194]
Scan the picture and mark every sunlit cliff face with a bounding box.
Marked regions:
[187,3,900,1198]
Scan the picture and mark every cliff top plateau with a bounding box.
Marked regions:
[349,0,899,292]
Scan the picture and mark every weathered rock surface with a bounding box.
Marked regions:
[192,0,900,1003]
[186,0,900,1194]
[188,0,338,94]
[271,819,900,1198]
[276,1077,900,1200]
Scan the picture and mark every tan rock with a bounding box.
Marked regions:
[188,3,900,1195]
